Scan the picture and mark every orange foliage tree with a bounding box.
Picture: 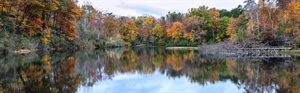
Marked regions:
[119,19,138,46]
[282,1,300,41]
[55,0,81,40]
[166,21,185,43]
[103,16,118,39]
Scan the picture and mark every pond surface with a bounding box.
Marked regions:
[0,47,299,93]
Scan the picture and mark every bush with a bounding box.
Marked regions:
[295,42,300,49]
[175,39,189,46]
[106,38,124,47]
[157,39,165,46]
[175,39,197,46]
[95,36,107,46]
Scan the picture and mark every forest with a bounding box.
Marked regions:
[0,0,299,53]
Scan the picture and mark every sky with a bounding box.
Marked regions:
[78,0,246,18]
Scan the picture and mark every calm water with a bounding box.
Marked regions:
[0,47,299,93]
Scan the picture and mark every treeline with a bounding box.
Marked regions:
[77,4,244,47]
[78,0,300,48]
[0,0,299,52]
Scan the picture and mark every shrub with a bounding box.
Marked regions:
[157,39,165,46]
[106,38,124,47]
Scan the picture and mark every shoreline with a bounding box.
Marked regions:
[166,47,199,50]
[6,46,300,55]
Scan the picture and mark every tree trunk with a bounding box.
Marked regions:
[256,12,259,34]
[213,30,215,42]
[267,7,274,28]
[16,5,33,35]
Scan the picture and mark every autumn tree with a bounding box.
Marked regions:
[184,32,195,42]
[117,16,130,32]
[152,24,164,39]
[209,8,220,42]
[226,14,249,43]
[119,19,138,46]
[79,4,105,40]
[103,15,118,39]
[2,0,80,40]
[152,24,164,45]
[166,21,185,43]
[134,16,146,28]
[282,1,300,42]
[184,16,204,42]
[244,0,260,37]
[140,16,155,42]
[186,5,213,42]
[55,0,81,40]
[257,0,279,33]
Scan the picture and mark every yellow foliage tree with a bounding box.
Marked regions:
[140,16,155,41]
[184,32,195,42]
[226,18,236,42]
[209,8,220,41]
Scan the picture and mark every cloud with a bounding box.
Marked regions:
[117,2,165,17]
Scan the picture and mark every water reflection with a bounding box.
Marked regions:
[0,52,82,93]
[0,48,300,93]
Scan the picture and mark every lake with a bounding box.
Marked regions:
[0,47,299,93]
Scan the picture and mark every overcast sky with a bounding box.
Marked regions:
[78,0,246,18]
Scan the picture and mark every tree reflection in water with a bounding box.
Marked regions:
[0,48,299,93]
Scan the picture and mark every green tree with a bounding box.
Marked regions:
[216,17,230,41]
